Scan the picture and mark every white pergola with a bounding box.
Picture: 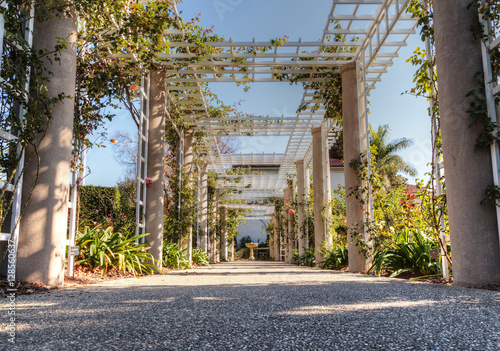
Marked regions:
[148,0,419,219]
[2,0,500,288]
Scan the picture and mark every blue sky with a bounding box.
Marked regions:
[86,0,432,186]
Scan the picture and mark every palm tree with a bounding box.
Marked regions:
[370,124,417,188]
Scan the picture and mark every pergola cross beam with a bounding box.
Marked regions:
[138,0,417,215]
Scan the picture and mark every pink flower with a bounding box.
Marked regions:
[288,209,295,215]
[95,210,99,214]
[343,218,347,223]
[145,177,153,187]
[110,222,113,225]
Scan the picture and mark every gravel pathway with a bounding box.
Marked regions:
[1,261,500,350]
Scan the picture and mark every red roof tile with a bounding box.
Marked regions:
[406,184,420,194]
[330,159,344,167]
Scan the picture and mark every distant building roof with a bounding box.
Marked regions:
[232,165,281,169]
[232,159,344,169]
[330,159,344,167]
[406,184,421,194]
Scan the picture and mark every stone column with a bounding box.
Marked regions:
[210,190,219,262]
[305,165,311,250]
[297,160,307,256]
[230,239,235,262]
[220,206,228,261]
[17,4,78,287]
[287,211,295,263]
[273,211,280,261]
[312,127,327,265]
[182,129,194,263]
[282,204,289,263]
[324,134,333,246]
[434,1,500,286]
[285,180,295,263]
[269,214,275,260]
[199,163,208,252]
[145,69,167,267]
[341,62,367,273]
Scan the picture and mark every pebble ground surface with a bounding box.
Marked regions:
[1,261,500,350]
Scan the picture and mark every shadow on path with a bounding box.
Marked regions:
[6,262,500,351]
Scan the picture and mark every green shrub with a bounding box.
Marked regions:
[116,180,137,228]
[163,214,178,243]
[192,249,210,266]
[239,235,253,248]
[79,185,135,231]
[79,186,120,225]
[76,226,161,277]
[320,245,348,270]
[369,229,441,277]
[295,247,316,267]
[163,241,190,269]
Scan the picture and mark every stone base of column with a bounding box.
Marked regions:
[347,231,367,273]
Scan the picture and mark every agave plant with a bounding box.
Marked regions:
[295,247,316,267]
[76,226,162,277]
[369,229,441,278]
[320,245,348,270]
[76,226,116,276]
[111,232,161,276]
[163,241,190,269]
[192,249,210,266]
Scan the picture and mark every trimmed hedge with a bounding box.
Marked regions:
[79,185,135,230]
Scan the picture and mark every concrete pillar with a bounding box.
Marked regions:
[145,69,167,267]
[16,4,78,287]
[434,1,500,286]
[324,133,333,246]
[230,239,235,262]
[273,211,280,261]
[217,192,221,263]
[282,205,289,263]
[285,180,295,263]
[305,166,311,250]
[210,190,219,262]
[183,129,195,176]
[341,62,367,273]
[182,129,194,262]
[312,127,327,265]
[287,211,295,263]
[220,206,228,261]
[199,163,208,252]
[269,214,275,259]
[297,161,307,256]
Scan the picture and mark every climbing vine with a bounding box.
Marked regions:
[468,1,500,206]
[0,1,72,238]
[406,0,449,258]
